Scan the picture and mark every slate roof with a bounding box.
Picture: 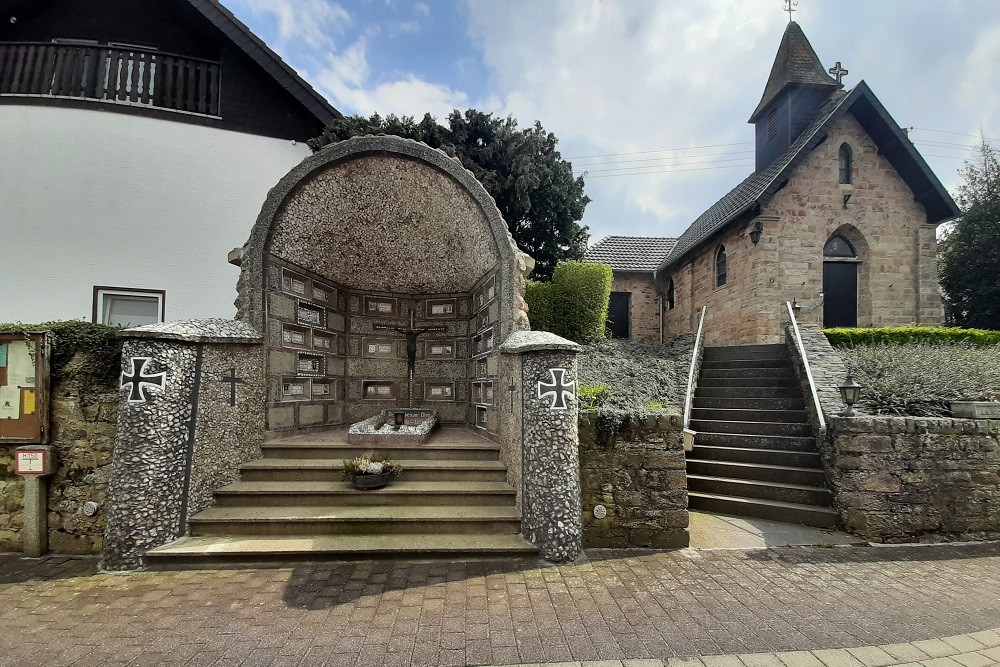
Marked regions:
[749,21,838,122]
[187,0,341,126]
[659,82,960,274]
[584,236,677,273]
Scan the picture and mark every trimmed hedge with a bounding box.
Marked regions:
[825,326,1000,348]
[525,261,612,343]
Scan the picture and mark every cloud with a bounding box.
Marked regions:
[239,0,351,50]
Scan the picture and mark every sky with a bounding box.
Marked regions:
[226,0,1000,245]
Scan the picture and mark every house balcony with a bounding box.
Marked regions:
[0,41,221,117]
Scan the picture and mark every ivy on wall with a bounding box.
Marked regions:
[0,321,122,386]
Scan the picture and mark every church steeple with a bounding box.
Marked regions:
[750,21,839,170]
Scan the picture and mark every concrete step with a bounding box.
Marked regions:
[213,481,516,507]
[686,459,826,486]
[700,367,794,380]
[689,444,822,468]
[687,474,832,506]
[688,492,838,528]
[693,396,806,410]
[700,358,788,370]
[260,442,500,461]
[240,458,509,483]
[696,377,797,389]
[146,534,539,567]
[694,432,818,451]
[690,419,813,437]
[695,385,802,399]
[691,408,809,423]
[702,344,787,361]
[188,505,523,536]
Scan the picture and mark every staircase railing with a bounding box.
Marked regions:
[785,300,826,435]
[682,306,708,450]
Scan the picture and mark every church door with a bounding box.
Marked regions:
[608,292,631,338]
[823,262,858,327]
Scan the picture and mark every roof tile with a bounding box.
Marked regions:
[583,236,677,273]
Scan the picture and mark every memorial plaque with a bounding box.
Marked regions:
[313,381,333,398]
[362,381,396,400]
[425,339,455,359]
[297,303,325,328]
[426,298,457,318]
[296,353,324,377]
[313,283,335,305]
[364,296,397,317]
[281,378,310,401]
[281,324,310,349]
[282,269,308,296]
[364,339,397,358]
[425,382,455,401]
[476,406,488,426]
[477,358,488,378]
[484,328,495,351]
[313,334,333,351]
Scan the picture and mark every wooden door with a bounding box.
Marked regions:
[608,292,631,339]
[823,262,858,327]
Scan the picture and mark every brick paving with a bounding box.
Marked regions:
[1,543,999,667]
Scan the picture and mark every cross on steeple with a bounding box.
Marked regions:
[828,61,849,86]
[783,0,797,22]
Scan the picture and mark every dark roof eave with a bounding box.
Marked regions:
[186,0,341,126]
[656,201,759,274]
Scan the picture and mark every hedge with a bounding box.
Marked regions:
[824,325,1000,348]
[525,261,612,343]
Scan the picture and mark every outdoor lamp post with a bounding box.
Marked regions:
[838,375,862,416]
[749,219,764,246]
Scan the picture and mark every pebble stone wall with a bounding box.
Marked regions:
[102,320,264,570]
[579,413,689,548]
[504,331,582,562]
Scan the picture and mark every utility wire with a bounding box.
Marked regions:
[583,163,755,179]
[910,127,1000,143]
[564,141,753,161]
[576,154,757,175]
[572,149,754,168]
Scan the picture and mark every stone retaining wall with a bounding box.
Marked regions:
[828,415,1000,543]
[0,353,118,554]
[579,412,688,548]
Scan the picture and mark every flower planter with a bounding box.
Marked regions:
[351,472,392,490]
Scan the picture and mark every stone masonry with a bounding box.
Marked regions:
[611,273,661,341]
[662,114,942,346]
[579,412,688,548]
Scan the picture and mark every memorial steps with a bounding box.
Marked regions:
[686,344,838,528]
[146,426,538,567]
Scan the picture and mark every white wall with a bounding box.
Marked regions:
[0,104,311,324]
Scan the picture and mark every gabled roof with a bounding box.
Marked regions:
[749,21,838,122]
[584,236,677,273]
[659,81,960,273]
[187,0,340,126]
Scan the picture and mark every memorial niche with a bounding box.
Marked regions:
[238,136,529,436]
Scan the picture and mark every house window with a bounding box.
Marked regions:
[93,287,165,327]
[766,109,778,140]
[666,277,675,311]
[715,246,728,287]
[839,143,853,184]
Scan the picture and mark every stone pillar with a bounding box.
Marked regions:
[101,319,264,571]
[500,331,582,562]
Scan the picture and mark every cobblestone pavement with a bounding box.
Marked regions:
[1,543,999,667]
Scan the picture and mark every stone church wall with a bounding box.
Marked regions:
[611,273,661,341]
[661,113,942,346]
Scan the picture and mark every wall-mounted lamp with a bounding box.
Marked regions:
[838,375,862,417]
[749,219,764,246]
[843,193,852,209]
[791,298,802,315]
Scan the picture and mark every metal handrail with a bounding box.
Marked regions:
[682,306,708,433]
[786,300,827,435]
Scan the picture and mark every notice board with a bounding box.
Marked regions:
[0,333,50,444]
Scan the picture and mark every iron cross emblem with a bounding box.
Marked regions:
[219,367,243,407]
[537,368,575,410]
[121,357,166,403]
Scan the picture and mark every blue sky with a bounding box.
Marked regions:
[227,0,1000,245]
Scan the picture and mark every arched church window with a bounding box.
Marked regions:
[666,277,675,310]
[824,235,856,258]
[715,246,728,287]
[839,143,853,184]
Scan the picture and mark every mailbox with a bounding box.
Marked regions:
[15,445,55,476]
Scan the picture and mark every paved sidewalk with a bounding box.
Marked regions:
[1,543,999,667]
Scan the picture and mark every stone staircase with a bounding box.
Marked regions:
[146,426,537,567]
[686,344,837,528]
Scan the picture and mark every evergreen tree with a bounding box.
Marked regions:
[939,137,1000,329]
[309,110,590,279]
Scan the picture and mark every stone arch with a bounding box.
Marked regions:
[824,223,871,326]
[236,135,531,434]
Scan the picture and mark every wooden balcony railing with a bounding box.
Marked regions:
[0,42,221,117]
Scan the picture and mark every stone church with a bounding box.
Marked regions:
[585,21,959,346]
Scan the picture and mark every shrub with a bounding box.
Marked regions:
[0,320,122,386]
[578,383,609,411]
[825,326,1000,348]
[525,260,612,343]
[838,342,1000,416]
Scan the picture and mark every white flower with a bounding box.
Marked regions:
[364,461,385,475]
